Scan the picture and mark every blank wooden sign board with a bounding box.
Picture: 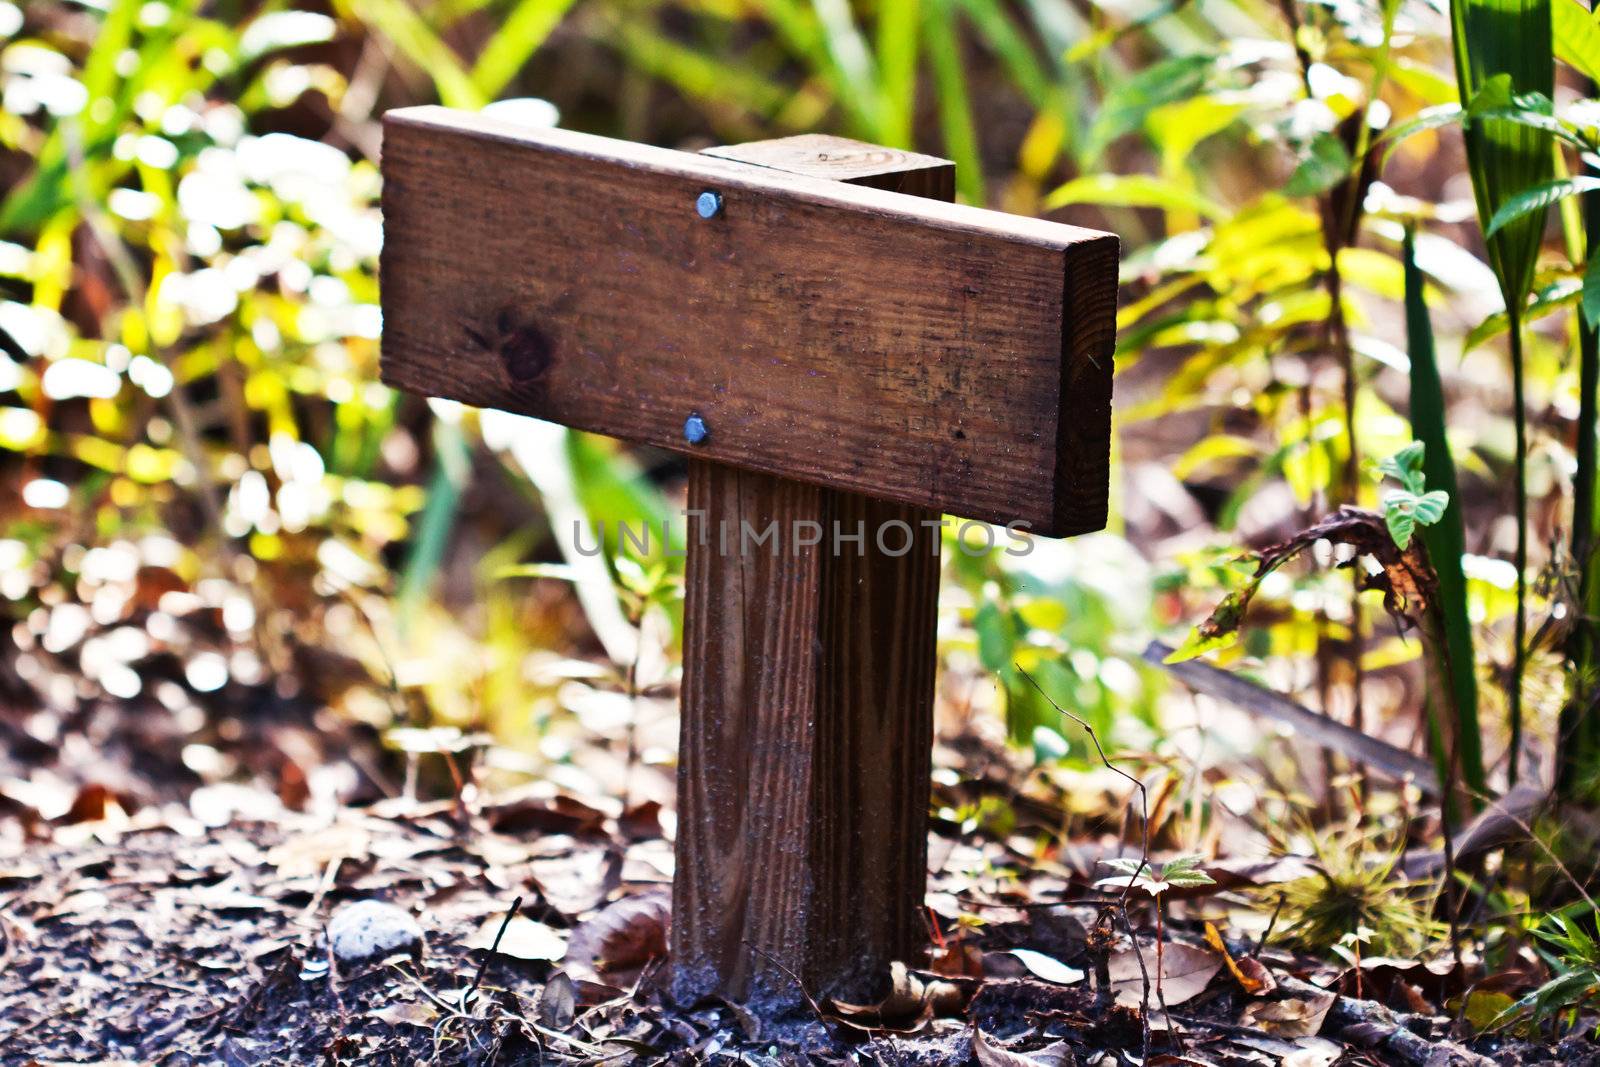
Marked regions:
[380,106,1118,1012]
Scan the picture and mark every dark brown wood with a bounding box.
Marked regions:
[380,107,1117,535]
[671,139,949,1012]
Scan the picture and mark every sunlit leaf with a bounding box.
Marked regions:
[1554,0,1600,81]
[1485,175,1600,236]
[1045,173,1226,219]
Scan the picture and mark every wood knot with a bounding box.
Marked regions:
[465,309,553,387]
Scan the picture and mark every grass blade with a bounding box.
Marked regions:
[471,0,581,100]
[341,0,485,109]
[922,0,985,203]
[1404,228,1487,804]
[875,0,921,148]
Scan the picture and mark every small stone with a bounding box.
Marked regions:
[327,900,423,962]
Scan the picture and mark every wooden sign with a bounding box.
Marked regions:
[381,108,1116,536]
[379,108,1119,1013]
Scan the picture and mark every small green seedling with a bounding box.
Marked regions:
[1097,854,1216,897]
[1378,442,1450,551]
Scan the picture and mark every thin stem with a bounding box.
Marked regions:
[1562,92,1600,798]
[1508,309,1528,788]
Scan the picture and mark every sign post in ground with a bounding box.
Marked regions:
[380,108,1117,1012]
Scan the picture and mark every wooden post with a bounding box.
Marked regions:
[670,136,955,1010]
[376,109,1118,1015]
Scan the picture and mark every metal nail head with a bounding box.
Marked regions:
[695,191,723,219]
[684,413,709,445]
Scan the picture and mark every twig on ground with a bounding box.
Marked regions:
[468,895,524,1000]
[1255,893,1286,956]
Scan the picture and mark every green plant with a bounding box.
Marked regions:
[1280,840,1439,958]
[1553,2,1600,802]
[1449,0,1555,785]
[1376,442,1450,552]
[1099,854,1216,898]
[1493,907,1600,1033]
[1099,855,1215,1022]
[1403,228,1486,803]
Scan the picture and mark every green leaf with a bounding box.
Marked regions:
[974,601,1018,673]
[1413,489,1452,525]
[1385,498,1419,549]
[1044,173,1227,219]
[1554,0,1600,82]
[1381,104,1465,168]
[1450,0,1556,309]
[875,0,921,147]
[1160,864,1217,889]
[1465,278,1579,350]
[1164,585,1254,663]
[343,0,485,109]
[1584,248,1600,329]
[1404,227,1487,801]
[1485,176,1600,236]
[1085,53,1214,163]
[1380,440,1429,493]
[1285,132,1353,197]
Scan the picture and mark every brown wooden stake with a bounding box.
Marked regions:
[671,138,954,1012]
[377,113,1118,1014]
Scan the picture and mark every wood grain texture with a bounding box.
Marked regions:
[703,134,954,199]
[379,107,1117,535]
[672,139,947,1012]
[672,473,942,1010]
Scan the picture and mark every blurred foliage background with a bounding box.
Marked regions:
[1,0,1597,903]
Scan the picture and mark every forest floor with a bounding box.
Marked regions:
[1,776,1595,1066]
[1,633,1596,1065]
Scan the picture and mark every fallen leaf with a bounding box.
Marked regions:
[1283,1036,1343,1067]
[466,915,567,962]
[539,972,577,1028]
[265,823,371,878]
[929,940,984,977]
[1342,955,1466,1013]
[1234,1034,1341,1067]
[1193,855,1319,894]
[369,1000,439,1028]
[1009,948,1086,985]
[1109,940,1223,1008]
[1461,990,1515,1033]
[486,794,608,836]
[618,800,664,840]
[1203,922,1275,995]
[565,890,668,979]
[1239,988,1337,1038]
[61,783,117,825]
[830,962,973,1032]
[973,1028,1075,1066]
